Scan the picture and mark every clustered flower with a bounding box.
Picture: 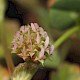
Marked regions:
[11,23,54,63]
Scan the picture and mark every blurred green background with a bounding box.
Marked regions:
[0,0,80,80]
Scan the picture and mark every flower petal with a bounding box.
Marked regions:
[31,23,36,32]
[20,26,25,33]
[34,23,39,29]
[20,35,23,46]
[49,45,54,54]
[22,47,27,60]
[25,26,29,33]
[17,54,26,61]
[27,29,31,43]
[45,36,49,49]
[39,48,44,59]
[13,32,20,42]
[28,29,30,37]
[39,27,44,36]
[12,43,17,52]
[36,32,40,44]
[16,31,20,38]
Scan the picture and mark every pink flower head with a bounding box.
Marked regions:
[11,23,54,64]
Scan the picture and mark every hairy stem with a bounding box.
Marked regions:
[12,63,39,80]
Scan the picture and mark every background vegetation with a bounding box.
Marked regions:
[0,0,80,80]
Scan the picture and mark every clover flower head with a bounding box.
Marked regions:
[11,23,54,64]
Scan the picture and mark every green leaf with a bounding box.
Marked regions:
[49,9,78,30]
[52,0,80,12]
[50,63,80,80]
[44,51,61,68]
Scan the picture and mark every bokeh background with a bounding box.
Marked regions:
[0,0,80,80]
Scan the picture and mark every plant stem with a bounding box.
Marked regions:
[0,22,14,77]
[12,63,39,80]
[0,0,14,78]
[54,26,79,49]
